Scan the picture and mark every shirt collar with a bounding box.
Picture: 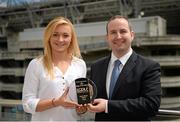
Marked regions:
[110,48,133,66]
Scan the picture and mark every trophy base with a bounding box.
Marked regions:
[76,106,87,114]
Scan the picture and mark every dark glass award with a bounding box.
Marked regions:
[75,78,97,104]
[68,78,97,114]
[68,78,97,104]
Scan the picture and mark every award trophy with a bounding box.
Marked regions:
[68,78,97,114]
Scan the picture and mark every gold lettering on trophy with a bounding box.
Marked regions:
[76,87,89,94]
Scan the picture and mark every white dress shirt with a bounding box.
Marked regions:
[22,56,87,121]
[105,49,133,112]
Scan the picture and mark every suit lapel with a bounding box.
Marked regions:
[100,56,111,98]
[112,52,137,98]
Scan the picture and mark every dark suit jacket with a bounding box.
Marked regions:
[90,51,161,121]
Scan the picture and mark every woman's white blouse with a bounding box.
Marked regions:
[22,57,87,121]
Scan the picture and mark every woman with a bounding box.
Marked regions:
[22,17,87,121]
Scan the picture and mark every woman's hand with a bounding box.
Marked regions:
[76,105,88,114]
[54,87,79,108]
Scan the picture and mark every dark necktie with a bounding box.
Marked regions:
[109,60,121,99]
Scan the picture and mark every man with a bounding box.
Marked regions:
[87,15,161,121]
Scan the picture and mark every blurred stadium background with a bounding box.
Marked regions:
[0,0,180,120]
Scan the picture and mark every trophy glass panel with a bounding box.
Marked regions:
[68,78,97,104]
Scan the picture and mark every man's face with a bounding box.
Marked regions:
[106,18,135,57]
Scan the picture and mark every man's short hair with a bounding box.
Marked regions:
[106,15,133,34]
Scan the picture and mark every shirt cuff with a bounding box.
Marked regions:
[105,100,108,113]
[23,98,40,114]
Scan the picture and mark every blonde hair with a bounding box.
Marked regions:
[43,17,81,79]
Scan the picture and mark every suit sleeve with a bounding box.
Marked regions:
[108,62,161,118]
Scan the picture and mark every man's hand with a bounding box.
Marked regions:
[87,98,107,113]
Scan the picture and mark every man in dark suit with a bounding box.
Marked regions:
[87,15,161,121]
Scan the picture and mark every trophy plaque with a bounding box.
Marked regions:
[68,78,97,105]
[75,78,90,104]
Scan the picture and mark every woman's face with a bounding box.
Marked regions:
[50,24,72,53]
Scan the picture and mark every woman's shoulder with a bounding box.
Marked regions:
[72,56,87,76]
[28,56,43,67]
[72,56,86,67]
[73,56,85,63]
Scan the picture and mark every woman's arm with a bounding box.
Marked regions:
[36,88,79,112]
